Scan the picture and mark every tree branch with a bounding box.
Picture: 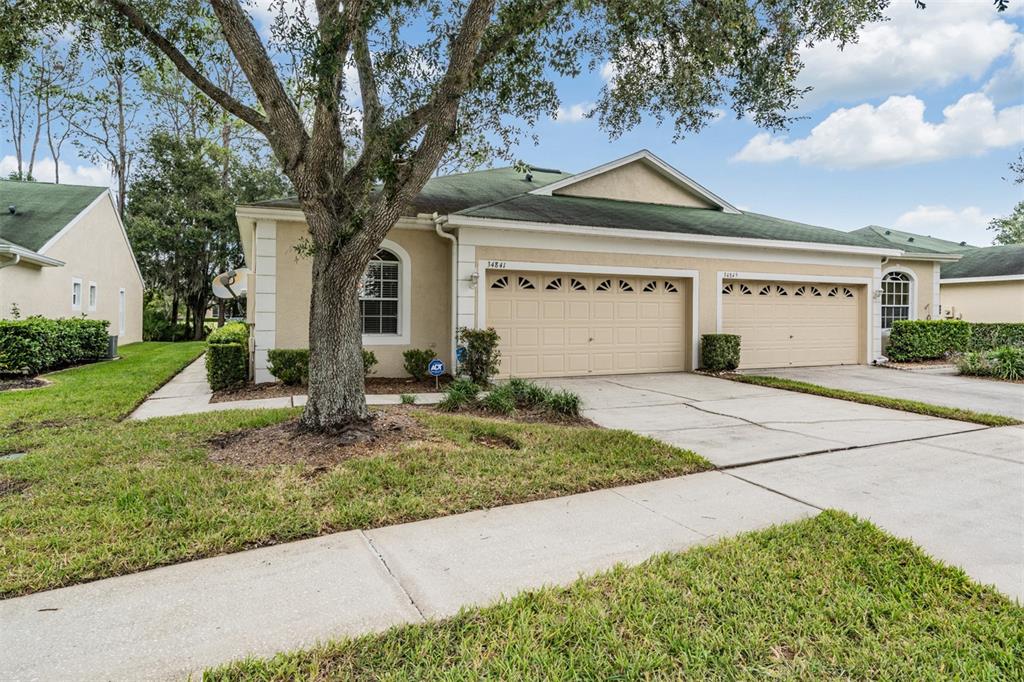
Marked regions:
[101,0,270,136]
[352,20,380,140]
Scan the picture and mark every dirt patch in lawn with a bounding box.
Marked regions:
[0,377,49,393]
[458,406,598,428]
[206,410,434,468]
[0,477,29,497]
[211,376,453,403]
[471,433,522,450]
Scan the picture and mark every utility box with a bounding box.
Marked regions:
[107,334,119,359]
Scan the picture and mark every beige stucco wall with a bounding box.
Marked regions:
[553,160,715,208]
[941,280,1024,322]
[274,221,452,376]
[473,244,876,369]
[0,194,144,343]
[883,259,939,321]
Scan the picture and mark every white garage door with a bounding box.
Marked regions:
[486,271,687,377]
[721,280,862,368]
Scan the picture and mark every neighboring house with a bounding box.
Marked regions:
[237,150,953,381]
[0,181,144,343]
[852,226,1024,324]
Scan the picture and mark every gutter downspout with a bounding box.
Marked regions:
[433,214,458,373]
[0,253,21,270]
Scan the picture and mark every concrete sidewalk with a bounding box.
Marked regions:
[0,471,812,681]
[129,355,442,420]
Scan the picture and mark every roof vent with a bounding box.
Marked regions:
[959,241,966,246]
[884,229,891,235]
[524,172,533,182]
[907,237,914,242]
[7,205,14,215]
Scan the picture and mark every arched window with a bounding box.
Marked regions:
[881,271,912,329]
[360,249,401,335]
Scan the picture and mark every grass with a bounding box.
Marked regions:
[729,374,1021,427]
[0,343,709,597]
[206,511,1024,681]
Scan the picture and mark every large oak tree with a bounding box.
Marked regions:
[7,0,994,431]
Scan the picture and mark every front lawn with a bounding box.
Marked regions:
[729,374,1020,427]
[0,343,708,597]
[208,511,1024,680]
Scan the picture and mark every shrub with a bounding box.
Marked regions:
[457,327,501,386]
[480,385,517,415]
[0,317,110,376]
[402,348,434,381]
[400,393,417,405]
[505,377,550,407]
[955,351,991,377]
[990,346,1024,381]
[207,343,247,391]
[543,389,583,418]
[206,322,248,390]
[701,334,740,372]
[886,320,971,361]
[362,349,378,377]
[438,378,480,412]
[267,349,309,385]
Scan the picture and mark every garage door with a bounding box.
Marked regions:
[721,280,862,368]
[486,271,687,377]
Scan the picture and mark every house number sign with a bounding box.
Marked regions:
[487,260,507,269]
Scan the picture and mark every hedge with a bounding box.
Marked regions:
[268,348,308,385]
[887,320,1024,361]
[0,317,110,376]
[206,322,248,390]
[701,334,741,372]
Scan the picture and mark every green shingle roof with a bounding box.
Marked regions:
[941,244,1024,279]
[850,225,977,255]
[456,193,885,249]
[247,165,897,251]
[0,180,107,252]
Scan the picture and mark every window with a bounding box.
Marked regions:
[88,282,97,311]
[545,277,562,291]
[360,249,400,335]
[570,278,587,292]
[490,275,509,289]
[118,288,126,335]
[71,278,82,310]
[881,271,912,329]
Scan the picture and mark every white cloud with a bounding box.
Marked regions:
[893,205,997,246]
[553,102,594,123]
[0,156,112,186]
[984,41,1024,104]
[798,2,1020,109]
[733,92,1024,168]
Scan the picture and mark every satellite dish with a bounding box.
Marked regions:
[212,268,250,300]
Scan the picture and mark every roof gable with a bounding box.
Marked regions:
[0,180,107,252]
[529,150,739,213]
[941,244,1024,279]
[851,225,977,255]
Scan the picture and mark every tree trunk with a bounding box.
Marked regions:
[300,214,370,431]
[171,292,179,325]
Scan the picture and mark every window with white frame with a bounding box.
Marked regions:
[359,249,400,335]
[71,278,82,310]
[88,282,97,311]
[881,271,912,329]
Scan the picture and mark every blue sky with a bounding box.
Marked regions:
[3,1,1021,246]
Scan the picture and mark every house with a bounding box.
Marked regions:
[851,226,1024,323]
[236,150,955,382]
[0,181,144,343]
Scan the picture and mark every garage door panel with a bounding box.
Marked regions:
[722,279,861,369]
[488,270,688,378]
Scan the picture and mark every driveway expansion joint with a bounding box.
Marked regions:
[359,531,426,623]
[609,488,709,539]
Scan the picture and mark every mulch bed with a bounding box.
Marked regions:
[882,359,956,370]
[206,410,436,469]
[0,477,29,497]
[210,376,453,403]
[0,377,49,393]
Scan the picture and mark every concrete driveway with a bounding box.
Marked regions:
[546,372,984,467]
[545,372,1024,600]
[749,364,1024,420]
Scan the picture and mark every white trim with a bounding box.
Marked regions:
[931,261,941,319]
[361,238,413,346]
[252,220,277,383]
[71,277,83,311]
[476,260,700,371]
[118,287,126,335]
[448,215,901,257]
[881,266,918,328]
[0,243,63,267]
[37,191,107,254]
[884,252,961,262]
[715,271,875,365]
[88,281,98,312]
[941,274,1024,284]
[528,149,742,214]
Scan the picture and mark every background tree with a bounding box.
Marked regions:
[8,0,1007,432]
[989,151,1023,245]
